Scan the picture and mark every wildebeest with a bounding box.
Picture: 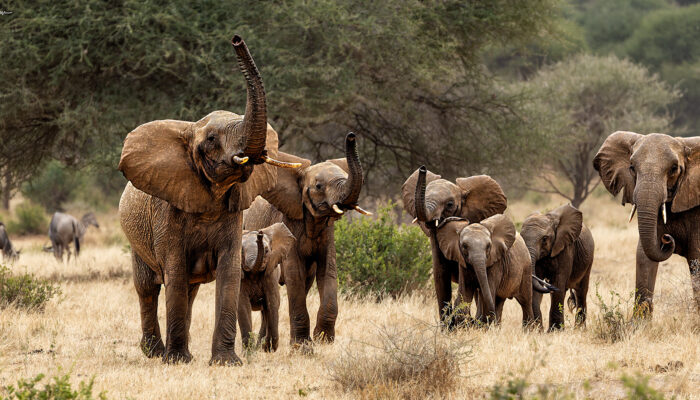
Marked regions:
[0,222,19,263]
[48,212,99,261]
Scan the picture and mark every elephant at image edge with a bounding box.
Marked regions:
[243,133,368,347]
[594,131,700,316]
[402,166,508,326]
[238,222,296,352]
[435,214,535,325]
[520,204,594,330]
[118,36,298,365]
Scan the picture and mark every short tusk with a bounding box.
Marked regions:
[263,155,302,168]
[412,217,418,224]
[332,204,344,214]
[435,220,439,227]
[353,205,373,216]
[232,156,249,165]
[662,203,667,224]
[628,204,637,223]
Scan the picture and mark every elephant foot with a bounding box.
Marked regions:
[262,338,278,353]
[209,351,243,366]
[140,335,164,358]
[162,347,192,364]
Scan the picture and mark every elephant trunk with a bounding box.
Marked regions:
[414,166,429,223]
[635,185,674,262]
[232,35,267,158]
[472,255,496,322]
[252,232,265,271]
[339,133,364,207]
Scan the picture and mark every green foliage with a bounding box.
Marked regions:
[7,202,48,236]
[620,373,667,400]
[335,202,431,299]
[22,161,83,212]
[2,370,106,400]
[591,285,640,343]
[0,265,61,311]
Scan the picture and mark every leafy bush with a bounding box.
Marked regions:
[335,202,432,299]
[6,202,48,236]
[2,370,107,400]
[0,266,61,311]
[590,285,640,343]
[22,161,83,212]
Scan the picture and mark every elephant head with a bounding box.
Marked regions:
[261,133,370,220]
[241,223,296,273]
[402,166,507,231]
[118,35,298,214]
[520,204,583,266]
[594,131,700,262]
[436,214,516,321]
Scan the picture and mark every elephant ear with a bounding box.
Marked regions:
[672,137,700,213]
[547,204,583,257]
[455,175,507,223]
[436,220,469,265]
[262,222,296,269]
[228,125,280,212]
[259,151,311,220]
[593,131,642,205]
[401,168,442,218]
[480,214,516,265]
[119,120,217,213]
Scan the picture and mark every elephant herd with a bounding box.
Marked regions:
[110,35,700,366]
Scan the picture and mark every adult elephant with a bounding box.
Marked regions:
[594,131,700,317]
[119,35,297,365]
[243,133,368,348]
[401,166,508,327]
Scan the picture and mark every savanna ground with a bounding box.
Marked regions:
[1,192,698,399]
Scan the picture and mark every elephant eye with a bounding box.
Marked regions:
[446,201,454,209]
[542,235,549,243]
[670,163,679,175]
[207,134,216,142]
[629,165,635,175]
[315,182,323,190]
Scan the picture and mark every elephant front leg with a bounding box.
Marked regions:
[185,284,200,344]
[634,241,659,318]
[132,253,164,358]
[284,252,312,347]
[431,240,454,327]
[163,268,192,363]
[262,275,280,352]
[313,246,338,343]
[210,250,243,366]
[687,249,700,313]
[548,283,567,331]
[237,294,254,351]
[531,290,544,330]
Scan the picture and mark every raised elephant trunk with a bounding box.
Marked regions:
[414,166,429,223]
[635,185,675,262]
[232,35,267,158]
[472,255,496,322]
[253,231,265,270]
[339,133,364,207]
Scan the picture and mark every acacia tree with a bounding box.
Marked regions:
[517,54,680,207]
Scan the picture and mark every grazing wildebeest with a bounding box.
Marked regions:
[0,222,19,263]
[48,212,99,261]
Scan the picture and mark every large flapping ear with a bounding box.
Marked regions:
[593,131,642,205]
[119,120,217,213]
[547,204,583,257]
[401,168,441,218]
[436,220,469,265]
[261,222,296,269]
[258,151,311,220]
[455,175,507,223]
[672,137,700,213]
[480,214,516,265]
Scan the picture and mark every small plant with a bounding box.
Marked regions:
[591,284,639,343]
[0,265,61,311]
[620,372,667,400]
[6,202,48,236]
[2,370,107,399]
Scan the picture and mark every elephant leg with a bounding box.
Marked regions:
[531,290,544,329]
[285,254,312,347]
[262,273,280,352]
[434,264,454,325]
[237,295,253,351]
[210,248,243,366]
[163,267,192,364]
[455,276,475,328]
[495,297,506,325]
[573,277,589,327]
[257,313,267,348]
[687,248,700,313]
[634,240,659,318]
[132,253,164,358]
[185,284,199,343]
[313,247,338,343]
[548,284,566,331]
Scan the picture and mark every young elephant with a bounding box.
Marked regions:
[238,223,295,352]
[436,214,534,325]
[520,204,594,330]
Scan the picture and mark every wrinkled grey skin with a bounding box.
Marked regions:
[238,223,295,352]
[520,204,595,330]
[0,222,19,263]
[48,212,99,261]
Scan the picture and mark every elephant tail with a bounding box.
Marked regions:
[567,289,578,313]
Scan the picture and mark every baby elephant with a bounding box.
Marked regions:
[436,214,534,325]
[238,222,295,352]
[521,204,594,330]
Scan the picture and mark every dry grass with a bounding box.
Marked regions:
[1,195,699,399]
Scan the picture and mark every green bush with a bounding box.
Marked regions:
[7,202,48,236]
[22,161,83,212]
[335,202,432,299]
[591,285,640,343]
[0,266,61,311]
[2,371,107,400]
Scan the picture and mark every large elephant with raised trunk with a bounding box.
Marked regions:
[243,133,369,348]
[594,131,700,317]
[118,35,298,365]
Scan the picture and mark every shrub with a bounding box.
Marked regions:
[335,202,432,299]
[0,265,61,311]
[2,370,107,400]
[7,202,48,236]
[590,285,640,343]
[22,160,84,212]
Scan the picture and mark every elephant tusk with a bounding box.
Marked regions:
[435,220,439,227]
[412,217,418,224]
[628,204,637,223]
[263,155,302,168]
[332,204,344,214]
[232,156,249,165]
[662,203,667,224]
[353,205,373,216]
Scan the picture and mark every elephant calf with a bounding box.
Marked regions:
[48,212,99,261]
[521,204,594,330]
[238,223,295,352]
[0,222,19,263]
[436,214,534,325]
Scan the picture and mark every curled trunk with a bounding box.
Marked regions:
[414,166,429,222]
[232,35,267,157]
[635,185,674,262]
[252,232,265,270]
[473,257,496,322]
[339,133,364,206]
